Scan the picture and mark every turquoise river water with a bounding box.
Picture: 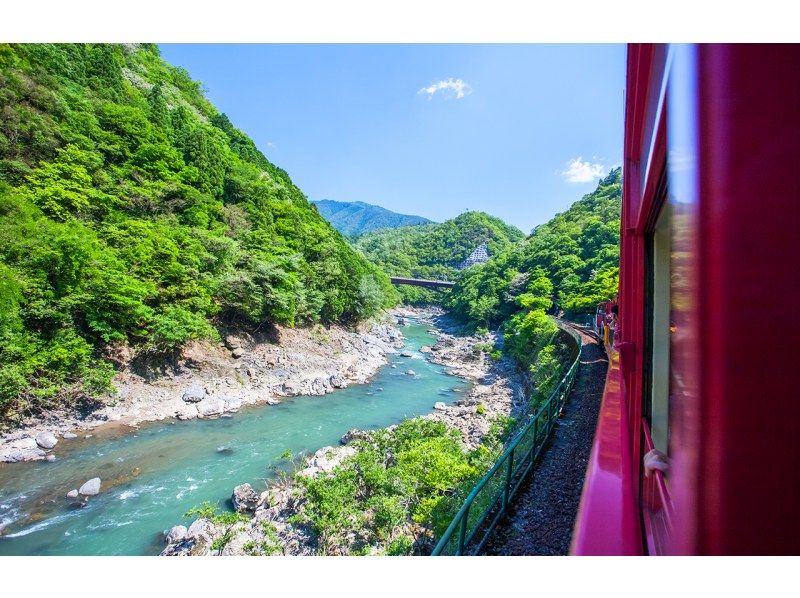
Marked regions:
[0,320,468,555]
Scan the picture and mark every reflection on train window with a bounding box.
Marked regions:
[649,205,671,455]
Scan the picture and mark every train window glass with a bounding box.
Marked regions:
[650,205,671,454]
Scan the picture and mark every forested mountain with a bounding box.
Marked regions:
[0,44,396,424]
[447,169,621,367]
[312,199,432,237]
[354,211,525,303]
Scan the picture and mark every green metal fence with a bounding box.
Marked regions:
[431,323,583,556]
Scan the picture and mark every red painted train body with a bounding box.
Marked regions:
[571,44,800,555]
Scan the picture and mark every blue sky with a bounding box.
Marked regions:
[159,44,625,233]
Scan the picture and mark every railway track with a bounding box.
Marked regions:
[482,322,608,555]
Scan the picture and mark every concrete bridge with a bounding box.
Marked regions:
[390,277,455,290]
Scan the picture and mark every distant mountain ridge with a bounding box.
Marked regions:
[313,199,433,237]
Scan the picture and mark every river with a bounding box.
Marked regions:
[0,320,469,555]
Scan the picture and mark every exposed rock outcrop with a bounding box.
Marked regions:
[232,483,259,513]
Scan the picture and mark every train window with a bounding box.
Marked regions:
[649,205,671,455]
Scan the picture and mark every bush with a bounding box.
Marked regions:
[294,417,486,555]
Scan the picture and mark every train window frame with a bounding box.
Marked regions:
[642,172,671,459]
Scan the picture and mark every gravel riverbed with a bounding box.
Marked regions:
[0,318,404,463]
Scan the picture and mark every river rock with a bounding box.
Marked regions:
[302,445,357,476]
[310,377,329,396]
[225,335,242,350]
[176,404,198,420]
[15,437,38,450]
[266,398,280,406]
[62,432,78,439]
[35,431,58,449]
[340,429,371,445]
[46,454,56,462]
[232,483,259,513]
[182,386,206,403]
[224,397,243,412]
[329,375,346,389]
[197,397,225,417]
[186,518,214,546]
[66,489,79,499]
[401,351,414,358]
[434,402,447,411]
[420,346,432,353]
[165,525,188,544]
[406,369,416,376]
[232,348,245,359]
[79,477,101,496]
[282,380,303,395]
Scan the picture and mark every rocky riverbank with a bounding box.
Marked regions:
[161,307,527,556]
[0,318,403,463]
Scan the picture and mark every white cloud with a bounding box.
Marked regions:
[560,157,607,183]
[417,78,472,100]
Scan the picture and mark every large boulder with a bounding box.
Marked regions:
[35,431,58,450]
[196,397,225,418]
[66,489,79,499]
[434,402,447,411]
[224,335,242,350]
[79,477,101,496]
[176,404,198,420]
[329,375,346,389]
[308,445,356,474]
[231,483,259,513]
[165,525,188,545]
[310,377,330,396]
[182,386,206,403]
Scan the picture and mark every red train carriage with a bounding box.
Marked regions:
[571,44,800,555]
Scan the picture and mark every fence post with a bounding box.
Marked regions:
[503,448,515,512]
[457,503,471,555]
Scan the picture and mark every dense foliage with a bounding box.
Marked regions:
[448,170,621,326]
[355,211,524,303]
[292,416,514,555]
[446,171,620,389]
[0,43,396,424]
[312,199,432,237]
